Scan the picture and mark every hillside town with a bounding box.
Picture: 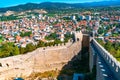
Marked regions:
[0,9,120,48]
[0,10,91,48]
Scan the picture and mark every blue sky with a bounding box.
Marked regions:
[0,0,113,8]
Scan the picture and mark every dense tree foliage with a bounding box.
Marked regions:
[0,15,20,21]
[45,33,58,40]
[26,43,36,52]
[98,27,104,35]
[64,33,74,43]
[0,42,20,57]
[0,35,4,43]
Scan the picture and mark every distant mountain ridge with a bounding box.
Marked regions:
[0,1,120,12]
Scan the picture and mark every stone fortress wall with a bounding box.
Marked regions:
[90,38,120,80]
[0,31,83,80]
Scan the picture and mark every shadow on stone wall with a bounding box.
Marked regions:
[57,35,90,80]
[82,35,90,48]
[57,46,89,80]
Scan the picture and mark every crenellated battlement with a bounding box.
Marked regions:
[90,38,120,80]
[74,31,83,42]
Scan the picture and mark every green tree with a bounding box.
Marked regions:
[104,41,112,51]
[0,42,19,57]
[114,50,120,58]
[1,43,13,57]
[19,47,26,54]
[109,47,116,55]
[12,46,20,55]
[45,33,57,40]
[37,40,45,47]
[98,27,104,34]
[26,43,36,52]
[20,31,32,37]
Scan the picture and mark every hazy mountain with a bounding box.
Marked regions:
[0,1,120,12]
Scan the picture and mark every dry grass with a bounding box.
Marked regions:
[26,70,60,79]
